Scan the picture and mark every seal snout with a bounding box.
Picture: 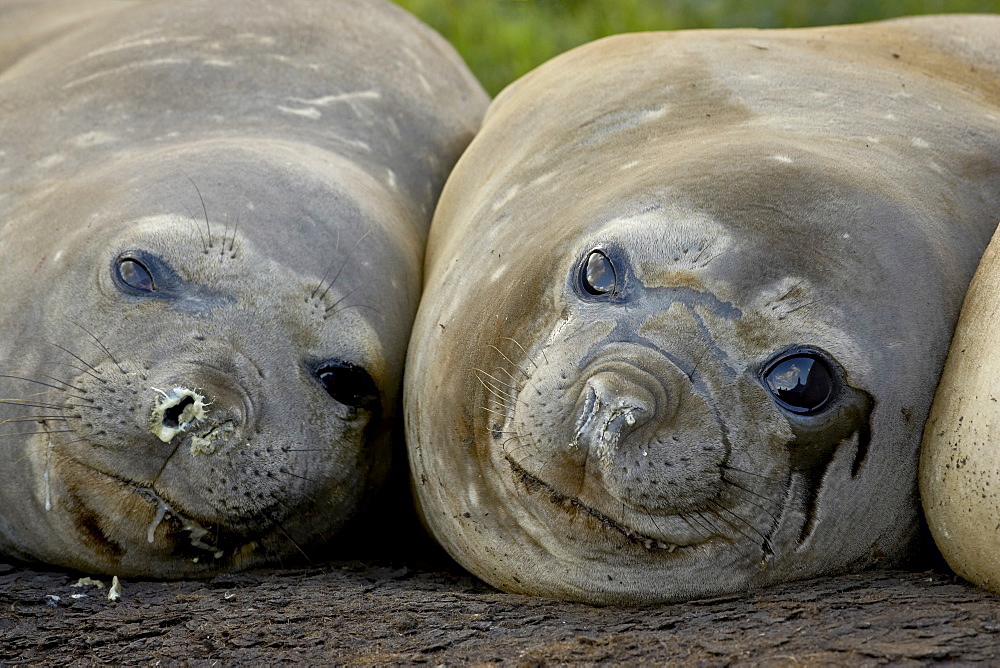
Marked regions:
[574,371,656,464]
[148,367,250,455]
[547,347,726,515]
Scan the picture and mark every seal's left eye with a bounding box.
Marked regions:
[117,258,155,292]
[763,354,834,414]
[581,250,617,296]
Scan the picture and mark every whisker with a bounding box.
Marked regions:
[316,229,373,302]
[149,438,183,488]
[708,499,770,545]
[645,510,666,537]
[783,300,817,315]
[694,509,732,541]
[678,511,711,539]
[721,463,775,482]
[21,339,105,380]
[323,284,363,313]
[185,174,212,249]
[472,368,520,393]
[501,336,545,368]
[228,211,240,255]
[474,371,519,404]
[262,494,315,564]
[69,320,126,374]
[0,398,74,410]
[0,429,75,438]
[499,435,522,455]
[489,345,531,379]
[0,371,89,396]
[275,522,312,564]
[721,469,782,507]
[479,406,512,420]
[278,469,318,484]
[0,416,71,424]
[312,229,340,299]
[494,366,521,384]
[219,212,231,259]
[38,361,105,383]
[722,486,782,530]
[183,203,207,253]
[41,435,91,447]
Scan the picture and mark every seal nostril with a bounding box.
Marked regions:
[579,383,645,436]
[163,396,195,429]
[149,387,210,443]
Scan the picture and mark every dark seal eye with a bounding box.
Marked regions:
[763,353,834,414]
[313,360,379,409]
[117,257,155,292]
[581,250,617,296]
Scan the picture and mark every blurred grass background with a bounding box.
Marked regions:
[393,0,1000,95]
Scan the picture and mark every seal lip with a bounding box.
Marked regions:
[72,450,280,556]
[504,453,699,554]
[43,415,250,544]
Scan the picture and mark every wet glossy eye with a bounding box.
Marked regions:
[314,360,379,409]
[581,250,617,296]
[117,258,155,292]
[763,354,834,414]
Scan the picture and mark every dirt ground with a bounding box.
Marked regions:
[3,542,1000,666]
[2,479,997,666]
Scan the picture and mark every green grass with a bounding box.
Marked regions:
[393,0,1000,95]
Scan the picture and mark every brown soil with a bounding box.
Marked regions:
[3,553,999,666]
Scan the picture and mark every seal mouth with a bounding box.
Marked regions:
[122,471,279,550]
[504,453,698,553]
[135,485,228,560]
[53,450,251,564]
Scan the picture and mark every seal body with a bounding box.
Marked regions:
[920,228,1000,595]
[405,16,1000,603]
[0,0,487,577]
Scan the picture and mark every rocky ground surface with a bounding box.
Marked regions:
[2,554,999,666]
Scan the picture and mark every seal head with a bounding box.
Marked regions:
[0,0,487,577]
[406,16,1000,603]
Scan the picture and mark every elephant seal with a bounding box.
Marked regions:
[0,0,488,577]
[921,228,1000,595]
[405,15,1000,603]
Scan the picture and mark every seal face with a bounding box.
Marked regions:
[405,16,1000,603]
[0,0,488,577]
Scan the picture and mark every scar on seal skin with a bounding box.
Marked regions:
[0,0,488,577]
[405,15,1000,604]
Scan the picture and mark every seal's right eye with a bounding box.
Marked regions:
[581,250,617,296]
[117,257,155,292]
[763,353,834,414]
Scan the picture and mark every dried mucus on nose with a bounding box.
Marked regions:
[149,387,209,443]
